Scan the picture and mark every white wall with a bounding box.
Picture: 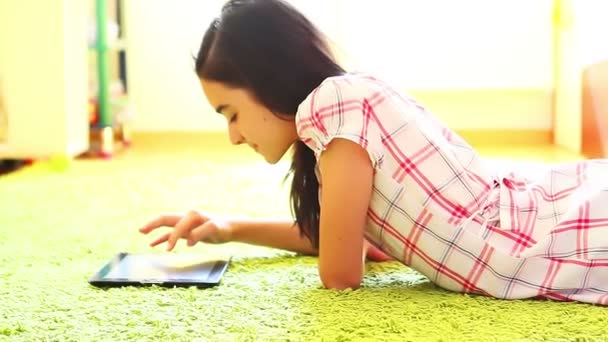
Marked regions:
[0,0,89,158]
[338,0,555,89]
[124,0,227,132]
[125,0,555,132]
[338,0,555,130]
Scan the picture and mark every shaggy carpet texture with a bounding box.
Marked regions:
[1,134,606,341]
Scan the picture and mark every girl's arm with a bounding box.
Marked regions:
[141,213,317,254]
[317,138,374,290]
[230,219,392,262]
[229,219,317,255]
[141,211,391,261]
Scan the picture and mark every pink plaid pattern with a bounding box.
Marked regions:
[296,74,608,305]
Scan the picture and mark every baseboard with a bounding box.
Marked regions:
[455,129,553,146]
[133,130,554,149]
[409,89,553,131]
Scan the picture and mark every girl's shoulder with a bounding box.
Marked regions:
[316,72,389,95]
[296,73,393,118]
[294,73,405,160]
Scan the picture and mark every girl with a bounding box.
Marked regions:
[139,0,608,305]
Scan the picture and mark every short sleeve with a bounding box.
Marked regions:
[295,76,384,169]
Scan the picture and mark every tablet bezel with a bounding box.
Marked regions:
[88,252,230,288]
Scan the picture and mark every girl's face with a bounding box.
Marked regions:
[200,78,299,164]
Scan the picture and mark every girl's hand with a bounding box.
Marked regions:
[138,211,233,251]
[364,239,394,262]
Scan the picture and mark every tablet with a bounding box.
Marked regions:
[88,252,231,288]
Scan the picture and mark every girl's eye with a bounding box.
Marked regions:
[229,113,238,124]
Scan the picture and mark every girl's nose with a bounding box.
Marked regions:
[228,126,245,145]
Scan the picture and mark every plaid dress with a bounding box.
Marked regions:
[295,74,608,305]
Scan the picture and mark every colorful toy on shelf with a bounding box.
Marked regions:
[88,99,99,125]
[86,0,132,159]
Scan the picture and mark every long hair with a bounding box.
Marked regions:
[194,0,345,248]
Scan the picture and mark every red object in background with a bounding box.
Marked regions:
[581,60,608,158]
[89,99,99,126]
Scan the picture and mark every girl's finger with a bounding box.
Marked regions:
[139,214,182,234]
[166,211,204,251]
[186,231,198,247]
[149,232,171,247]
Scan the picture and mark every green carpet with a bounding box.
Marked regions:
[1,134,606,341]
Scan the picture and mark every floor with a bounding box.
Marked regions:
[2,133,605,341]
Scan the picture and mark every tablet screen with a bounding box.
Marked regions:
[105,254,218,280]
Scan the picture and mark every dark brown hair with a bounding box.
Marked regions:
[195,0,344,248]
